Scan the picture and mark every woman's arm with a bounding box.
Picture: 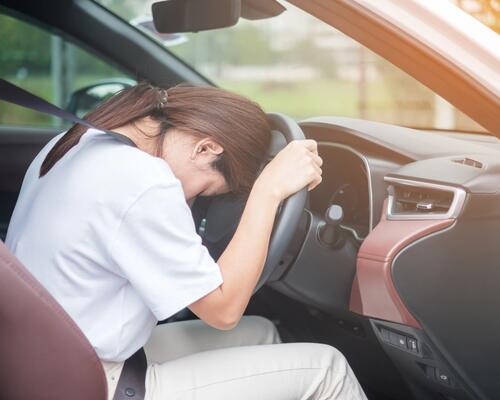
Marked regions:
[189,140,322,329]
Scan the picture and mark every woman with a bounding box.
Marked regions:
[6,82,366,399]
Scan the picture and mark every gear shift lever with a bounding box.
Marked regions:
[319,204,344,247]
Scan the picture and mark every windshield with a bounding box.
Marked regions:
[96,0,489,133]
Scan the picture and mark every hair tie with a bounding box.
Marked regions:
[158,89,168,108]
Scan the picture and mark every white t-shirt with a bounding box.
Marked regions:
[6,128,223,362]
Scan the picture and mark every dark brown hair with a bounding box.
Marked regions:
[40,82,271,194]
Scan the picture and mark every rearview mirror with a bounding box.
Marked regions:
[152,0,240,34]
[152,0,285,33]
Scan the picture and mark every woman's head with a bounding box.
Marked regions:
[40,82,272,199]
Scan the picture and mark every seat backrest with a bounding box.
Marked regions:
[0,241,107,400]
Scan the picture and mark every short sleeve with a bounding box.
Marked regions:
[108,183,223,321]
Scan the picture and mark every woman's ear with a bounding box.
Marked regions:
[191,138,224,167]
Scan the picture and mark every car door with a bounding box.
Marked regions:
[0,12,134,239]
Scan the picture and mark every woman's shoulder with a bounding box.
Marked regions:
[91,131,177,183]
[62,132,187,222]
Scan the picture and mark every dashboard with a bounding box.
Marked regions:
[291,117,500,400]
[196,116,500,400]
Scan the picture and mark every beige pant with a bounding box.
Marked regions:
[104,316,367,400]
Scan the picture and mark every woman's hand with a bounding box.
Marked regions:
[255,139,323,202]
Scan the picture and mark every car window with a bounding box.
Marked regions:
[0,13,134,128]
[96,0,486,133]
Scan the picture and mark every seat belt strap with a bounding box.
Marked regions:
[113,348,147,400]
[0,78,135,146]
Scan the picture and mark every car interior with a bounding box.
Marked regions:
[0,1,499,400]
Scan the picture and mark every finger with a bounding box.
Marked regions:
[306,163,322,190]
[308,174,322,191]
[309,153,323,167]
[309,161,322,177]
[305,161,322,179]
[299,139,318,154]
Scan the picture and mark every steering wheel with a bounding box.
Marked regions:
[253,112,308,292]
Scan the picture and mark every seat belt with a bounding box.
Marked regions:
[0,78,135,146]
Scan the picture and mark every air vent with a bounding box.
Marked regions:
[452,158,483,169]
[391,185,453,214]
[385,177,466,220]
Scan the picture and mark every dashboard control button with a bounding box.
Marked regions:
[380,328,390,342]
[388,331,399,346]
[389,331,407,348]
[424,365,436,380]
[436,369,452,386]
[407,337,418,352]
[396,334,408,348]
[377,326,421,355]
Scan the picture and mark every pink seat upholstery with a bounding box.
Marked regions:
[0,241,107,400]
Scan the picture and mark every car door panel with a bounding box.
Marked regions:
[0,126,56,239]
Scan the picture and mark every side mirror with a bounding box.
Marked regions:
[66,79,136,117]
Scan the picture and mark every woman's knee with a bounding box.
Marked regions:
[297,342,350,371]
[322,344,347,363]
[239,315,281,344]
[304,344,366,398]
[324,344,350,375]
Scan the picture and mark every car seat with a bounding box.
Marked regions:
[0,240,107,400]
